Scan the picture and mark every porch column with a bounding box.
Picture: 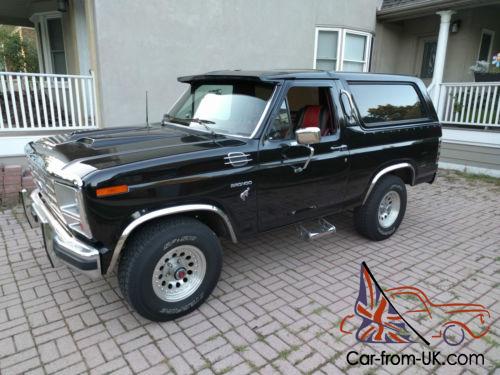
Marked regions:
[431,10,455,104]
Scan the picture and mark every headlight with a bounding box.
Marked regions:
[54,182,92,238]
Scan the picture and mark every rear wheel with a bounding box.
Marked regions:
[354,175,407,241]
[118,217,223,321]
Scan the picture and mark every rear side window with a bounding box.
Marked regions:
[349,83,427,126]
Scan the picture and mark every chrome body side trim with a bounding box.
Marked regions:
[106,204,238,275]
[362,163,415,205]
[25,189,101,279]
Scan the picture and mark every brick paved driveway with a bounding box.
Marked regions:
[0,171,499,375]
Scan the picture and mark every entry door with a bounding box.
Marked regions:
[257,81,350,231]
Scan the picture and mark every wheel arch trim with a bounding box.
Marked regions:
[106,204,237,275]
[362,162,415,205]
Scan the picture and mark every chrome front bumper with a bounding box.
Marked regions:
[21,189,101,279]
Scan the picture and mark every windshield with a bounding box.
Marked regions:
[167,81,275,137]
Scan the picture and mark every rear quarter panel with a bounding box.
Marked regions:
[341,79,442,208]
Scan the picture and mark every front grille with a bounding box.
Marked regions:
[27,156,64,222]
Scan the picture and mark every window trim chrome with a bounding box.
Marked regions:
[250,85,278,138]
[362,163,415,205]
[106,204,237,275]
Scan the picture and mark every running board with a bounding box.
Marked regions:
[296,218,336,241]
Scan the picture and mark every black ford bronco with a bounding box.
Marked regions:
[22,70,441,321]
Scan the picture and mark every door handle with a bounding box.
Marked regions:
[330,145,348,152]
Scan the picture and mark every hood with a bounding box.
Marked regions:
[27,124,246,174]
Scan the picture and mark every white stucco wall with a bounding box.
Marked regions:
[90,0,378,127]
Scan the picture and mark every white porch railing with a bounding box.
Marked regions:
[437,82,500,128]
[0,71,98,131]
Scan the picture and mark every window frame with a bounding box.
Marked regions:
[46,18,67,74]
[313,27,372,72]
[341,29,372,72]
[264,80,340,142]
[347,81,432,128]
[167,80,278,139]
[477,29,495,62]
[30,11,68,74]
[313,27,342,71]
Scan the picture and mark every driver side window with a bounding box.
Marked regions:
[268,86,336,140]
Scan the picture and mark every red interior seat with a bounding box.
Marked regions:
[297,105,331,136]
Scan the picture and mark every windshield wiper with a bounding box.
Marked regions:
[163,115,216,137]
[164,115,215,125]
[185,117,215,125]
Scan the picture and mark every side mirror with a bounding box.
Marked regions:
[296,127,321,145]
[291,127,320,174]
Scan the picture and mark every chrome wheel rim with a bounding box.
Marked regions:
[152,245,206,302]
[378,191,401,228]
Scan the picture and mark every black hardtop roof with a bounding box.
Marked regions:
[178,69,422,83]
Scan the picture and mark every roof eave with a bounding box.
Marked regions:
[377,0,499,21]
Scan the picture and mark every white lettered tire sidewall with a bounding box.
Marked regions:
[118,217,223,322]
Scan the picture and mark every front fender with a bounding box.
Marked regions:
[104,203,237,275]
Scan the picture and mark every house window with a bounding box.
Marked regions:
[315,29,340,71]
[420,40,437,78]
[314,28,372,72]
[31,12,68,74]
[47,18,67,74]
[478,29,494,62]
[343,31,370,72]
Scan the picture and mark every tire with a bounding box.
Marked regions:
[354,175,407,241]
[118,217,223,321]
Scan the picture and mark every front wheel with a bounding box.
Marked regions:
[118,217,223,321]
[354,175,407,241]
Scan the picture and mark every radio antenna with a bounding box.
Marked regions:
[145,91,150,128]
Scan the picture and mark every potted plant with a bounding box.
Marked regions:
[470,54,500,82]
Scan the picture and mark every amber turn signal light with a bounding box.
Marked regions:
[96,185,129,197]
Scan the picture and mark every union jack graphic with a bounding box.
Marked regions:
[355,263,414,343]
